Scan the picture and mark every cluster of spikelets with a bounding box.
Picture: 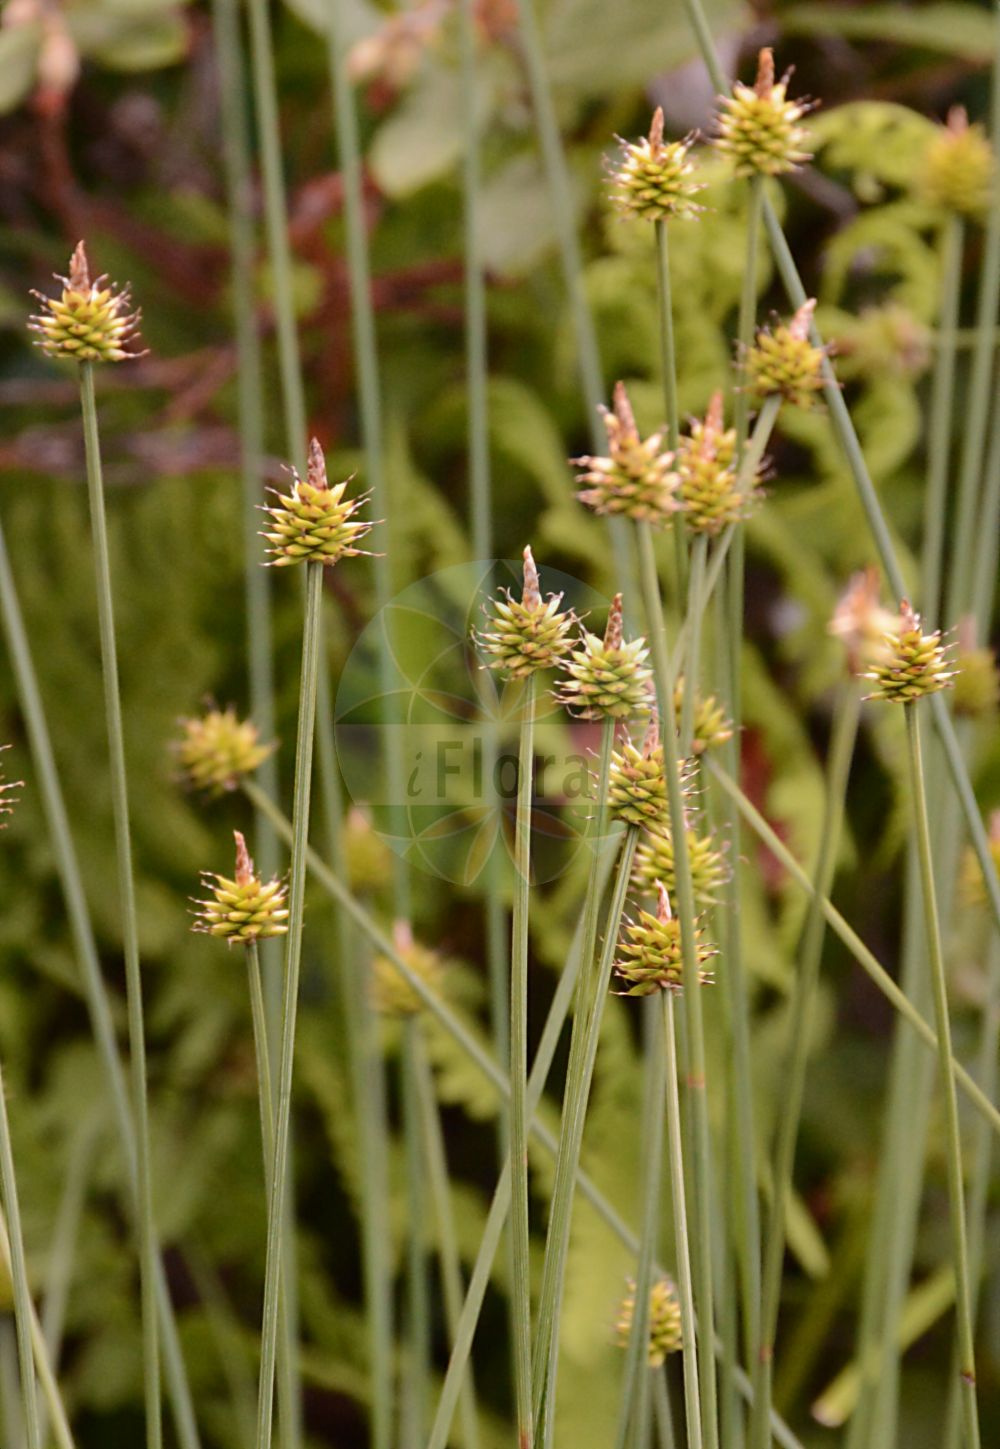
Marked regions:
[614,882,716,996]
[959,812,1000,909]
[372,921,446,1017]
[922,106,994,219]
[557,595,654,719]
[862,600,956,703]
[675,391,763,534]
[29,241,144,364]
[476,547,575,678]
[262,437,375,568]
[673,677,733,756]
[633,824,730,907]
[0,747,21,827]
[952,622,1000,719]
[575,384,679,524]
[609,106,702,223]
[616,1275,683,1367]
[174,707,275,795]
[609,715,669,827]
[745,298,826,411]
[713,48,813,177]
[193,832,289,946]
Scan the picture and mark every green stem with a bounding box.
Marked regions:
[247,941,275,1165]
[0,519,200,1449]
[749,687,861,1449]
[679,534,707,756]
[636,521,720,1449]
[511,674,536,1445]
[255,561,324,1449]
[734,178,764,454]
[923,215,965,628]
[411,1031,481,1449]
[653,1368,677,1449]
[536,828,641,1447]
[461,0,491,566]
[0,1055,41,1449]
[79,361,161,1449]
[663,990,703,1449]
[708,762,1000,1141]
[970,397,1000,627]
[654,220,686,596]
[402,1020,431,1446]
[0,1205,78,1449]
[903,705,980,1449]
[531,717,616,1417]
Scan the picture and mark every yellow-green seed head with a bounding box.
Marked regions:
[609,107,703,223]
[343,805,393,894]
[193,832,289,946]
[675,391,760,535]
[828,568,899,675]
[863,600,956,703]
[372,921,445,1016]
[174,707,275,795]
[614,882,715,996]
[616,1275,683,1366]
[952,621,999,718]
[476,546,576,678]
[834,304,931,383]
[262,437,375,567]
[714,48,812,178]
[672,675,734,755]
[958,812,1000,908]
[922,106,994,219]
[746,299,827,410]
[29,241,144,364]
[557,594,654,719]
[633,824,730,906]
[609,716,668,827]
[0,746,22,827]
[576,383,679,525]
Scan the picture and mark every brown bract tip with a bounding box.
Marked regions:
[643,707,660,755]
[754,47,775,98]
[655,880,672,923]
[392,918,414,954]
[605,592,624,650]
[649,106,665,151]
[307,436,328,490]
[899,598,919,632]
[989,809,1000,845]
[234,830,254,886]
[789,297,817,341]
[703,390,724,449]
[612,381,638,442]
[68,240,90,290]
[522,545,541,609]
[946,104,970,136]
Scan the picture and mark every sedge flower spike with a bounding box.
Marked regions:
[609,712,668,827]
[958,811,1000,909]
[714,47,813,178]
[746,298,827,411]
[614,880,715,996]
[476,545,575,678]
[922,106,994,220]
[609,107,702,223]
[675,391,760,534]
[953,619,1000,719]
[616,1276,683,1366]
[576,383,679,524]
[29,240,144,363]
[174,707,275,795]
[262,437,375,567]
[633,824,730,906]
[863,600,956,702]
[372,920,445,1017]
[557,593,653,719]
[828,567,898,675]
[193,832,289,946]
[672,675,733,755]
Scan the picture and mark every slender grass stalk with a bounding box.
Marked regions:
[922,215,965,627]
[38,1118,94,1448]
[970,397,1000,626]
[654,220,687,595]
[653,1368,677,1449]
[411,1031,481,1449]
[79,361,161,1449]
[902,704,980,1449]
[663,989,703,1449]
[186,1247,257,1449]
[402,1020,431,1447]
[708,760,1000,1140]
[247,941,275,1161]
[636,521,719,1449]
[0,520,200,1449]
[0,1203,75,1449]
[531,718,616,1419]
[613,998,666,1449]
[0,1055,41,1449]
[536,827,641,1447]
[748,686,861,1449]
[255,561,324,1449]
[679,535,707,754]
[510,674,536,1445]
[244,781,805,1449]
[943,930,1000,1449]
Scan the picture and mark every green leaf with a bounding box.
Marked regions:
[783,4,997,61]
[369,66,492,197]
[0,23,41,114]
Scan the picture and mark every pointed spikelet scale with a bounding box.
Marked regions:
[609,715,668,826]
[675,391,760,535]
[614,882,716,996]
[633,824,730,906]
[558,594,653,719]
[672,675,733,755]
[263,437,375,567]
[476,546,575,678]
[863,600,956,703]
[372,921,445,1017]
[609,107,703,223]
[174,707,275,795]
[0,747,22,827]
[714,48,813,178]
[29,241,144,364]
[746,299,826,411]
[923,106,994,219]
[616,1276,683,1366]
[193,832,289,946]
[576,383,679,525]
